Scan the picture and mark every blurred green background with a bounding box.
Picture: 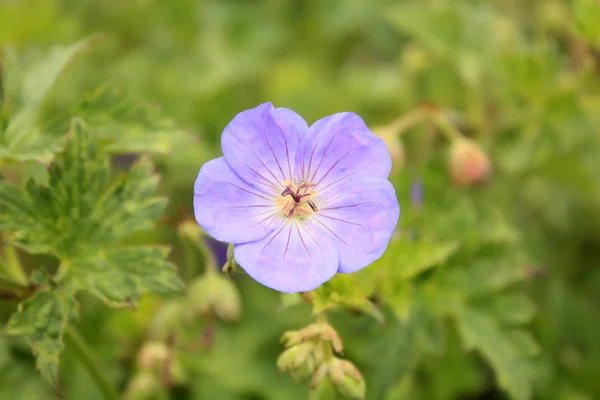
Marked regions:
[1,0,600,399]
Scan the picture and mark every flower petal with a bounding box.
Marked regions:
[295,112,391,189]
[194,157,282,244]
[313,176,399,273]
[234,221,339,293]
[221,103,304,191]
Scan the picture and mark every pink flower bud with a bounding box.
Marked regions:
[449,138,492,187]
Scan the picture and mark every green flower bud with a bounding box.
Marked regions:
[148,301,184,340]
[281,323,343,354]
[138,341,169,370]
[277,341,314,370]
[310,365,335,400]
[188,272,242,321]
[125,371,158,400]
[329,359,366,400]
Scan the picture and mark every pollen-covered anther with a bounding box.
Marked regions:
[275,181,318,219]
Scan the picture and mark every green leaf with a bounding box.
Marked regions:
[573,0,600,47]
[0,119,183,303]
[74,85,194,154]
[453,306,536,400]
[0,119,166,257]
[312,274,384,323]
[483,293,537,326]
[4,289,74,388]
[68,246,184,307]
[0,40,89,163]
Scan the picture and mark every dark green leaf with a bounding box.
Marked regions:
[4,289,74,388]
[453,306,536,400]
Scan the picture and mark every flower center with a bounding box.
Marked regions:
[275,180,318,219]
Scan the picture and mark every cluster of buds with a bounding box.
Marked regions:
[277,322,366,400]
[125,341,185,400]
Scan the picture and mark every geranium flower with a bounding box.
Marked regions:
[193,103,400,293]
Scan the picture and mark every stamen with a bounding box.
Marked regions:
[277,181,319,218]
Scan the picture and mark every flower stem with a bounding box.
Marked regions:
[64,326,120,400]
[315,313,334,361]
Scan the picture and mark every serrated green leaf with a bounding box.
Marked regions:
[453,306,535,400]
[312,274,383,323]
[483,293,537,326]
[0,119,166,257]
[67,246,184,307]
[74,85,194,154]
[0,40,89,163]
[4,289,74,388]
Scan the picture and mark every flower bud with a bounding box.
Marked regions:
[148,301,184,340]
[448,138,492,187]
[188,272,242,321]
[277,341,315,371]
[125,371,158,400]
[281,322,343,354]
[328,359,366,400]
[138,341,169,370]
[310,365,335,400]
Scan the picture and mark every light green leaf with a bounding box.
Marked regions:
[483,293,537,326]
[4,289,74,388]
[312,274,384,323]
[0,40,89,163]
[0,119,166,257]
[573,0,600,47]
[75,85,194,154]
[453,306,536,400]
[68,246,184,307]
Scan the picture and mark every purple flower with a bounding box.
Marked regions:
[193,103,400,293]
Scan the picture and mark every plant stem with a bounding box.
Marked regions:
[64,326,120,400]
[315,313,334,361]
[2,243,28,286]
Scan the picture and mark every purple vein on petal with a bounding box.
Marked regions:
[298,225,318,261]
[240,129,284,187]
[319,201,378,211]
[312,218,349,246]
[242,161,280,191]
[224,205,273,209]
[318,187,369,206]
[262,221,289,251]
[250,211,280,228]
[282,223,294,269]
[304,134,322,181]
[314,149,353,186]
[224,182,272,201]
[316,167,366,193]
[237,208,278,222]
[309,132,338,182]
[317,213,363,226]
[264,128,286,182]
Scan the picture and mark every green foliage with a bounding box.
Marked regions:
[0,1,599,399]
[0,39,88,163]
[4,289,74,387]
[313,275,384,323]
[0,118,182,385]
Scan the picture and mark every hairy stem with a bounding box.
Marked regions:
[64,326,120,400]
